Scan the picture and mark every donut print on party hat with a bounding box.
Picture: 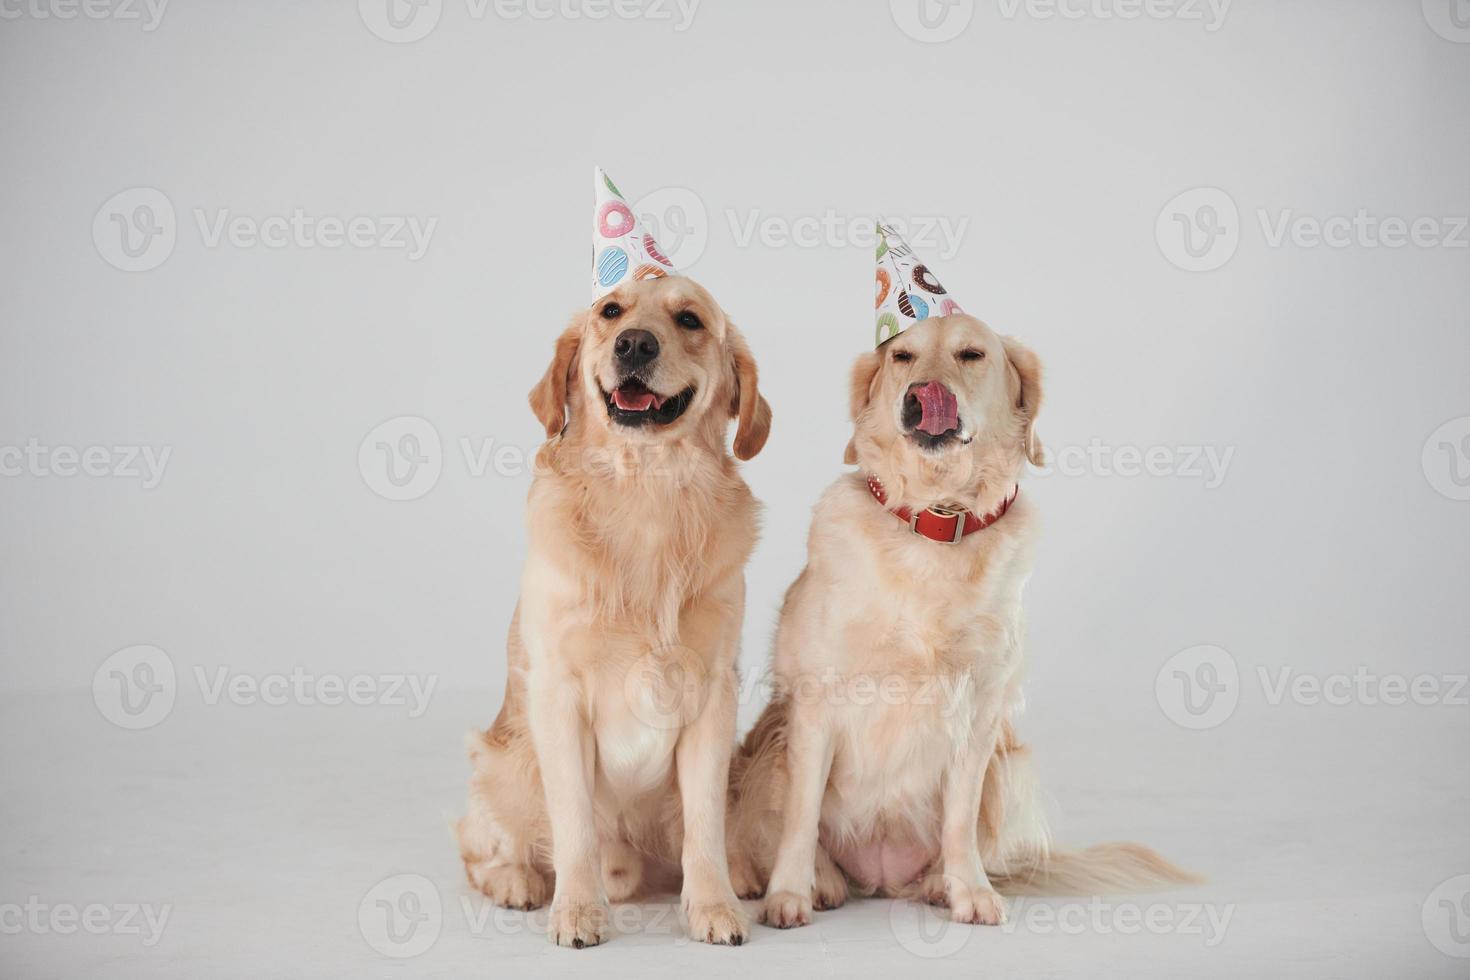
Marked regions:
[876,312,901,346]
[644,234,672,267]
[912,264,946,294]
[897,291,929,321]
[597,246,630,288]
[591,166,680,301]
[873,218,965,348]
[598,200,635,239]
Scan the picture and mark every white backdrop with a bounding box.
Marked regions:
[2,1,1468,977]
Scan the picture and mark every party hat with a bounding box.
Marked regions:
[591,166,677,300]
[873,220,963,347]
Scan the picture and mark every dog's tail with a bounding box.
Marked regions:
[990,842,1203,896]
[982,721,1202,896]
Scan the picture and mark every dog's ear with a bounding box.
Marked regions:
[1002,336,1044,466]
[843,349,883,465]
[528,316,583,438]
[727,323,772,460]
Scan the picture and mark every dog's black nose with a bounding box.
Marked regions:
[614,329,659,369]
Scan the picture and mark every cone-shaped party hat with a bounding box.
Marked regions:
[874,220,964,346]
[592,167,677,300]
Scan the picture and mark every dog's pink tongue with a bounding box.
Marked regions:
[914,381,959,435]
[614,388,656,411]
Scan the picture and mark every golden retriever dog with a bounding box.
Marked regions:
[457,274,771,948]
[726,313,1194,929]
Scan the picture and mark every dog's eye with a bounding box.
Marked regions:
[959,349,986,362]
[676,311,703,331]
[601,303,622,320]
[892,350,914,363]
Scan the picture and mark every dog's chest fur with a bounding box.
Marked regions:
[538,451,753,633]
[795,479,1035,885]
[524,453,756,800]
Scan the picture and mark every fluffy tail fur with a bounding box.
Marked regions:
[983,722,1202,896]
[990,842,1203,896]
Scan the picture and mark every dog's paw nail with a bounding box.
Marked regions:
[548,898,609,948]
[949,886,1007,926]
[687,899,751,945]
[761,890,812,929]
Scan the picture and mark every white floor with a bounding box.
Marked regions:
[1,684,1465,979]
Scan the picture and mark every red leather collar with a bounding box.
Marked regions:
[866,475,1018,545]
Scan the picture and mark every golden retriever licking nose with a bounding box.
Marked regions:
[727,310,1195,929]
[457,273,770,948]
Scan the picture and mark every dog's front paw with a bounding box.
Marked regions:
[948,883,1006,925]
[547,897,609,948]
[466,862,547,911]
[686,897,751,945]
[760,889,813,929]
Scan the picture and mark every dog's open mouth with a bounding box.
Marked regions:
[603,379,696,427]
[902,380,968,452]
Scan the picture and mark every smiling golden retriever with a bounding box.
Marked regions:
[726,313,1194,929]
[456,274,770,947]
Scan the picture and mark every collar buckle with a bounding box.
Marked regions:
[911,506,966,544]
